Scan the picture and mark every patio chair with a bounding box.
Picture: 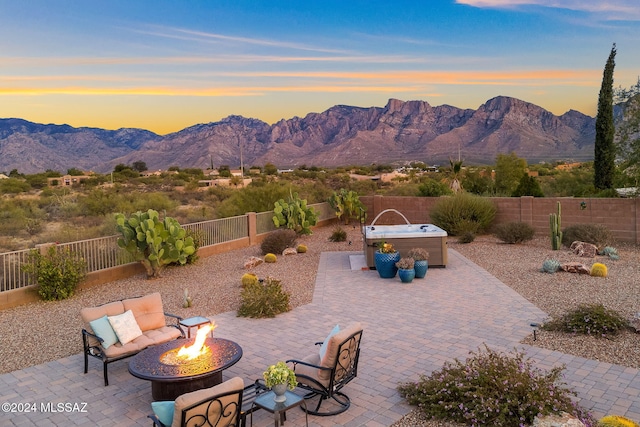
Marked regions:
[286,322,363,416]
[149,376,244,427]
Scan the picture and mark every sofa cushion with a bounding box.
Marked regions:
[172,376,244,427]
[81,300,125,326]
[108,310,143,345]
[123,292,166,332]
[81,301,125,347]
[89,315,119,349]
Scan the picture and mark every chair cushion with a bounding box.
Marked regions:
[319,324,340,360]
[123,292,166,332]
[151,401,174,427]
[172,376,244,427]
[88,315,119,349]
[108,310,143,345]
[319,322,362,381]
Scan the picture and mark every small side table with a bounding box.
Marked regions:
[179,316,213,338]
[250,390,308,427]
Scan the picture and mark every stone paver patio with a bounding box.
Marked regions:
[1,249,639,426]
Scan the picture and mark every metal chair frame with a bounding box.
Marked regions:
[149,387,244,427]
[287,328,362,416]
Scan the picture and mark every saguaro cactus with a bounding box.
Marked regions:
[549,201,562,250]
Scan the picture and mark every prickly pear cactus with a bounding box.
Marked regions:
[115,209,196,279]
[541,258,561,274]
[272,191,318,235]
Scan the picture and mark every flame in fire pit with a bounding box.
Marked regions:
[177,322,217,360]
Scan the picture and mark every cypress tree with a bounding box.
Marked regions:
[594,43,616,190]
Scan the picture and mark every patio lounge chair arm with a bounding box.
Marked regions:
[82,328,104,344]
[286,358,332,373]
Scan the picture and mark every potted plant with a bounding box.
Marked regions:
[263,361,298,402]
[396,257,416,283]
[408,248,429,278]
[374,241,400,278]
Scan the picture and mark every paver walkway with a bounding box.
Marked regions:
[1,249,639,426]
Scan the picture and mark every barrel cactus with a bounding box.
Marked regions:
[264,253,277,263]
[541,258,561,274]
[599,415,640,427]
[590,262,608,277]
[241,273,259,287]
[296,244,308,253]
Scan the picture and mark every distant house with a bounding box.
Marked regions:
[47,174,91,187]
[555,162,582,171]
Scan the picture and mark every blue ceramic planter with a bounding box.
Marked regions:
[398,268,415,283]
[414,260,428,278]
[374,251,400,278]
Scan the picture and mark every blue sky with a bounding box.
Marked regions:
[0,0,638,134]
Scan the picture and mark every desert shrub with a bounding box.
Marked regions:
[457,231,476,243]
[237,277,291,318]
[261,229,297,255]
[562,223,612,248]
[398,346,591,427]
[430,193,496,236]
[542,304,629,336]
[328,226,347,242]
[21,246,87,301]
[493,221,536,244]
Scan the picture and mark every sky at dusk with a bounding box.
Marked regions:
[1,0,639,135]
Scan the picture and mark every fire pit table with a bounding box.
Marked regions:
[128,336,242,401]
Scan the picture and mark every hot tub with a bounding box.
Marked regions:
[362,210,448,268]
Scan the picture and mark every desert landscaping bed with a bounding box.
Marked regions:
[0,225,638,426]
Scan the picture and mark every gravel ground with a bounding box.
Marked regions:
[1,226,638,426]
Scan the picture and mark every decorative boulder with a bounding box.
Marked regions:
[282,248,298,256]
[561,262,591,274]
[244,256,264,269]
[630,312,640,333]
[533,412,586,427]
[570,241,598,258]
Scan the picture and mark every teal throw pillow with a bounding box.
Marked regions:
[151,401,175,427]
[89,315,119,349]
[319,324,340,360]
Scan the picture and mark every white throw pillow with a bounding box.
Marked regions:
[108,310,143,345]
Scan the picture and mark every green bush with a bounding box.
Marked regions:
[328,226,347,242]
[542,304,629,336]
[237,277,291,318]
[562,223,612,248]
[22,246,87,301]
[457,231,476,244]
[397,346,593,427]
[430,193,496,236]
[261,229,297,255]
[493,221,536,244]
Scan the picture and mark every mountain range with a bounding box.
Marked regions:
[0,96,597,174]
